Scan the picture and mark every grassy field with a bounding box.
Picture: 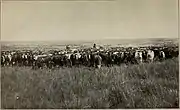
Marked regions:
[1,58,179,109]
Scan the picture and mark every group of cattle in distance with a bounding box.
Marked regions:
[1,45,179,69]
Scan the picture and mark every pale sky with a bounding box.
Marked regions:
[1,0,178,41]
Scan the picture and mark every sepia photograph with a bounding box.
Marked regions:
[1,0,179,109]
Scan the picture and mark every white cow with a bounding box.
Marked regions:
[75,53,81,60]
[33,54,47,60]
[134,51,143,63]
[147,50,154,62]
[113,52,119,55]
[65,53,71,60]
[48,54,53,56]
[33,55,38,60]
[120,52,124,59]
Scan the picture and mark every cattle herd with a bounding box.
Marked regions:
[1,44,179,69]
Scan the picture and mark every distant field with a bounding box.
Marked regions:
[1,58,179,109]
[1,38,178,51]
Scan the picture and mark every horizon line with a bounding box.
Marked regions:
[1,37,178,42]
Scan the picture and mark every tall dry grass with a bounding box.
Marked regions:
[1,58,179,108]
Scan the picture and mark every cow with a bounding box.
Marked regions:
[134,50,143,64]
[123,51,135,65]
[70,52,81,66]
[142,50,147,62]
[94,54,102,69]
[146,50,155,63]
[63,53,72,67]
[159,51,166,61]
[99,52,113,67]
[152,48,160,61]
[111,52,120,65]
[11,52,19,66]
[99,52,107,67]
[51,54,64,67]
[119,51,125,64]
[22,53,29,66]
[27,53,34,66]
[32,54,52,69]
[1,55,5,66]
[4,53,12,66]
[79,53,89,66]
